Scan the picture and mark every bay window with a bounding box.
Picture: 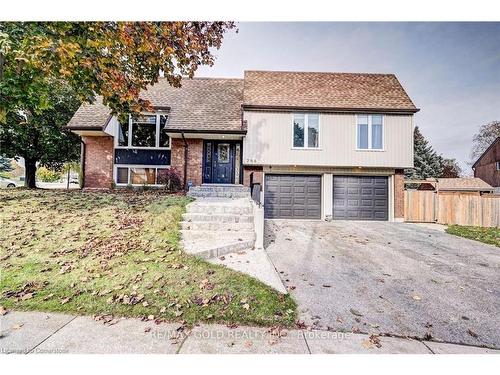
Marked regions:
[357,114,384,150]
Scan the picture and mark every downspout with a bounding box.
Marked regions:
[80,139,86,190]
[181,132,188,190]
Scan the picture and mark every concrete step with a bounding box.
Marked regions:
[188,185,250,199]
[180,229,255,241]
[180,221,254,231]
[188,191,250,199]
[182,212,254,223]
[182,238,255,259]
[189,185,250,192]
[187,203,253,215]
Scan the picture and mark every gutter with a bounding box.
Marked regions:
[242,104,420,114]
[80,139,86,189]
[181,132,188,190]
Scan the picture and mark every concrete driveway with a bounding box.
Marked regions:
[265,220,500,349]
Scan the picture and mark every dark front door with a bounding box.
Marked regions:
[203,141,241,184]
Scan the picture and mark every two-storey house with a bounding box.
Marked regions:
[67,70,418,222]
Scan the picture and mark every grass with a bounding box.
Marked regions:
[446,225,500,247]
[0,189,296,327]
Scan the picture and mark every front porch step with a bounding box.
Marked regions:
[180,221,254,231]
[181,237,256,260]
[180,229,255,240]
[182,212,254,223]
[187,200,253,215]
[187,185,250,199]
[180,197,256,259]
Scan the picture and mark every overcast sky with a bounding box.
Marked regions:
[197,22,500,173]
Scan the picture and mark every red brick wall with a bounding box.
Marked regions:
[170,138,203,187]
[394,169,405,220]
[82,136,114,189]
[243,166,263,188]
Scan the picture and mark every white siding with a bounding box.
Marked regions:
[243,111,413,168]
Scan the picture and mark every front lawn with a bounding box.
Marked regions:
[0,189,296,326]
[446,225,500,247]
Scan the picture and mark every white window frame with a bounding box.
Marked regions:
[114,165,172,186]
[291,113,321,150]
[115,113,171,150]
[356,114,384,151]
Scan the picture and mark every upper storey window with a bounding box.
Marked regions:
[293,113,320,148]
[117,114,170,148]
[357,114,383,150]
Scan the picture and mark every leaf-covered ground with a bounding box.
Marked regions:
[446,225,500,248]
[0,189,296,327]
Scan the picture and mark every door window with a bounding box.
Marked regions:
[217,144,230,163]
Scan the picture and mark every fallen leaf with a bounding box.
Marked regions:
[12,323,24,330]
[0,306,7,316]
[147,315,155,321]
[350,308,363,317]
[242,303,250,310]
[412,294,422,301]
[468,329,478,338]
[60,297,71,305]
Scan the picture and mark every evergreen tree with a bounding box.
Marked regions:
[0,155,12,172]
[405,126,444,180]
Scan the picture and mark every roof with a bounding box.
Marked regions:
[243,70,418,113]
[437,178,493,192]
[472,137,500,168]
[67,70,418,133]
[67,78,245,133]
[66,98,112,130]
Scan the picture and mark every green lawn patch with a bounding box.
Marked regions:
[446,225,500,247]
[0,189,296,327]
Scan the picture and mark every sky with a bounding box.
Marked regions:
[196,22,500,173]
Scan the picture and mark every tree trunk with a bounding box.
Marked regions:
[25,159,37,189]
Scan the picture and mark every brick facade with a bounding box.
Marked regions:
[243,166,263,188]
[394,169,405,220]
[82,136,114,189]
[170,138,203,188]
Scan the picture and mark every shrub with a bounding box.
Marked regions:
[36,167,61,182]
[157,168,183,192]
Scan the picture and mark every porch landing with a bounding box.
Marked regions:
[187,184,250,198]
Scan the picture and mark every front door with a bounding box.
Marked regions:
[203,141,241,184]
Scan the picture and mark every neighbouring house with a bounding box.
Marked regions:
[472,137,500,191]
[67,70,419,222]
[414,177,494,195]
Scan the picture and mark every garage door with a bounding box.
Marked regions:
[264,174,321,219]
[333,176,388,220]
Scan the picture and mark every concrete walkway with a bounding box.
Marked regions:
[1,311,498,354]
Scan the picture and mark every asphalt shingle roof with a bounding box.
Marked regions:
[243,70,418,112]
[66,70,418,132]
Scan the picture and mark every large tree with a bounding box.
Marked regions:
[405,126,444,180]
[0,22,235,188]
[0,22,235,120]
[470,120,500,163]
[0,80,81,187]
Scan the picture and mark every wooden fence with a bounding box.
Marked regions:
[404,190,500,227]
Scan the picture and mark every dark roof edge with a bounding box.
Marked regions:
[66,126,107,131]
[166,129,247,135]
[242,105,420,114]
[472,137,500,168]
